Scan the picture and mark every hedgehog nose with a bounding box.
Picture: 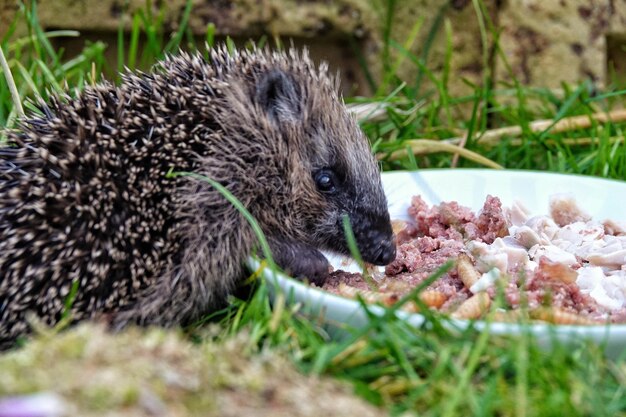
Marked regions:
[373,238,396,265]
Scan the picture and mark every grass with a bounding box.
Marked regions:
[2,1,626,416]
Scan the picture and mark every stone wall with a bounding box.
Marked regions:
[2,0,626,96]
[496,0,608,86]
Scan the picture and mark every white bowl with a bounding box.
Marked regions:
[251,169,626,358]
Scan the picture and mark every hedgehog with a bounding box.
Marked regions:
[0,45,396,347]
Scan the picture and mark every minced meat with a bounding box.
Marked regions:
[320,194,626,324]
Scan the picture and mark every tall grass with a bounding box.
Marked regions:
[2,1,626,416]
[359,0,626,179]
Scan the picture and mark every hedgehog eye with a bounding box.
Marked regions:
[314,170,337,194]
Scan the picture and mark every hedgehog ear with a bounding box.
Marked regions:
[256,70,301,123]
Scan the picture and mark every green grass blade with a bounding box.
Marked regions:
[0,45,24,117]
[166,171,277,272]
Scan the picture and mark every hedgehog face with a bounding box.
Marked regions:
[254,67,396,266]
[305,115,396,267]
[307,158,396,266]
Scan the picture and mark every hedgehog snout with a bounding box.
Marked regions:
[370,234,396,265]
[348,211,397,266]
[364,228,397,266]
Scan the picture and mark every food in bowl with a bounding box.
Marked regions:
[317,194,626,325]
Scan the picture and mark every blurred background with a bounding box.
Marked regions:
[2,0,625,97]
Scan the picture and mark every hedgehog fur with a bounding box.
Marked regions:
[0,45,395,347]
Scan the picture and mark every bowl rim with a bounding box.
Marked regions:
[250,168,626,354]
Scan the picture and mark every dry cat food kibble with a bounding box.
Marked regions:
[319,194,626,324]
